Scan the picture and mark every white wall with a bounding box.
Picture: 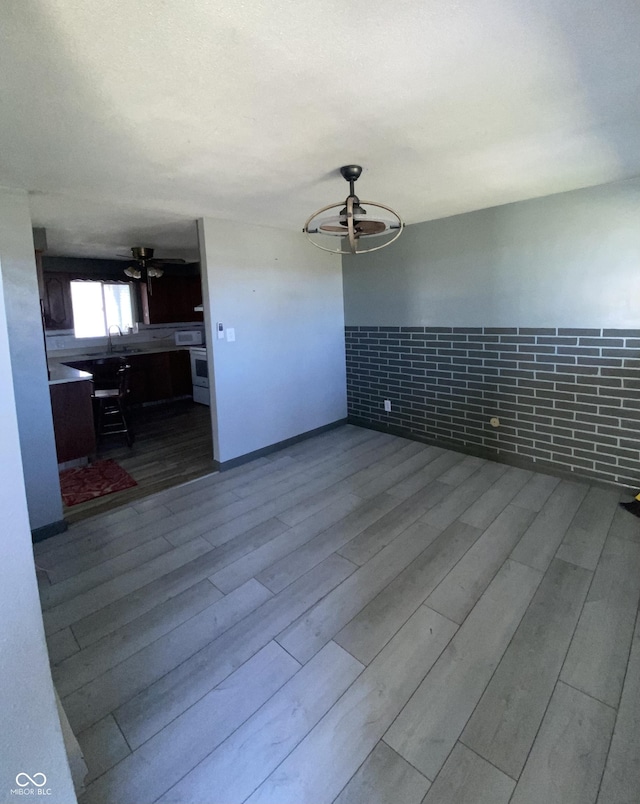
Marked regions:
[0,262,76,803]
[0,188,62,531]
[198,218,346,464]
[343,178,640,327]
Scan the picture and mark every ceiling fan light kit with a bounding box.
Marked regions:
[123,266,142,279]
[121,246,185,292]
[303,165,404,255]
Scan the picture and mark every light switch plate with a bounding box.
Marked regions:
[226,328,236,342]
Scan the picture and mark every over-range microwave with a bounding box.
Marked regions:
[175,330,203,346]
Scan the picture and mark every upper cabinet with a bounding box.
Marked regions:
[140,275,204,325]
[42,271,74,330]
[39,255,204,331]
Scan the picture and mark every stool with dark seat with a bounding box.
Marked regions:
[92,362,134,446]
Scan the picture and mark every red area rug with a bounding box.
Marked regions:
[60,459,137,507]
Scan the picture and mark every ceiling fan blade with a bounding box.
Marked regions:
[354,220,387,235]
[150,258,187,265]
[319,224,347,233]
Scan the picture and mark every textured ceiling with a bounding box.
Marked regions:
[1,0,639,258]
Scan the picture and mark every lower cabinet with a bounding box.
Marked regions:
[169,350,193,397]
[49,380,96,463]
[65,350,192,407]
[127,350,191,404]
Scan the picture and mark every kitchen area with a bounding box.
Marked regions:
[39,240,214,522]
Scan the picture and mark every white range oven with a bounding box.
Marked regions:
[189,347,210,406]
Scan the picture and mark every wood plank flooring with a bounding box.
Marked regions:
[35,424,640,804]
[62,401,214,524]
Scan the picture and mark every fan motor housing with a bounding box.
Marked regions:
[340,165,363,182]
[131,246,154,261]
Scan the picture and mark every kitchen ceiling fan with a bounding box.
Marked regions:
[120,247,186,290]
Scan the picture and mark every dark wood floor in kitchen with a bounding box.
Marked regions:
[63,401,214,524]
[38,425,640,803]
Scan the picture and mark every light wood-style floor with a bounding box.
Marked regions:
[63,401,214,524]
[36,425,640,804]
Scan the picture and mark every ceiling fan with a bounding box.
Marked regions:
[120,246,186,290]
[303,165,404,255]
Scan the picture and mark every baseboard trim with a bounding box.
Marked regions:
[32,519,68,543]
[216,418,349,472]
[347,416,632,493]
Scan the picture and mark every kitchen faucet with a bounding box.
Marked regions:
[107,324,123,354]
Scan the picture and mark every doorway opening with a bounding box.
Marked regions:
[40,220,215,525]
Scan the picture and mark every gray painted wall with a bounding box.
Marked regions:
[198,218,347,464]
[0,258,76,803]
[343,177,640,487]
[0,189,62,530]
[343,178,640,327]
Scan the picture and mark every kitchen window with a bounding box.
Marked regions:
[70,280,135,338]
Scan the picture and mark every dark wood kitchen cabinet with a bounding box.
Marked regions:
[49,380,96,463]
[140,276,204,325]
[169,350,192,396]
[124,350,192,404]
[65,350,193,406]
[42,271,74,330]
[128,353,173,403]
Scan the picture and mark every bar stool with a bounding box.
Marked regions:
[92,363,134,446]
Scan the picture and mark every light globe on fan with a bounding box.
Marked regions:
[120,247,186,292]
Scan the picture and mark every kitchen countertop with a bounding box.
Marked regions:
[49,343,196,364]
[48,363,93,386]
[47,343,199,383]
